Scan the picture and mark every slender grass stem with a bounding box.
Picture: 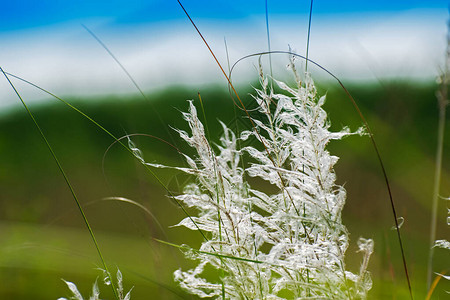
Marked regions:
[427,78,447,289]
[82,24,180,149]
[82,24,145,100]
[176,0,302,217]
[305,0,314,73]
[427,19,449,288]
[265,0,273,85]
[3,70,209,242]
[0,67,120,300]
[197,92,227,298]
[426,271,447,300]
[154,239,282,266]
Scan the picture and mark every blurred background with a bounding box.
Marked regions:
[0,0,449,299]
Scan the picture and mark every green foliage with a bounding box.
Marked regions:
[0,81,449,298]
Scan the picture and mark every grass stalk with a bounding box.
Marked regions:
[426,16,449,289]
[176,0,304,218]
[305,0,314,72]
[82,24,146,100]
[0,67,120,300]
[3,70,208,242]
[197,92,227,300]
[82,24,180,150]
[265,0,273,83]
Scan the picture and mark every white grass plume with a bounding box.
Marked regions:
[58,269,132,300]
[145,69,374,299]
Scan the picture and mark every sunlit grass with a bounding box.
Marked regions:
[0,1,448,295]
[0,78,448,298]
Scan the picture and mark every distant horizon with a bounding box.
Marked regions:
[0,1,448,110]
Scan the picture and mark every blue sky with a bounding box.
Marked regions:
[1,0,448,30]
[0,1,448,110]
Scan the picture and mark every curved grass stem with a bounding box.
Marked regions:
[2,70,208,243]
[231,49,414,299]
[0,67,120,300]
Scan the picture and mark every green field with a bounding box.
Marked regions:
[0,81,449,299]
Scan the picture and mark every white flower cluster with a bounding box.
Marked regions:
[156,70,374,299]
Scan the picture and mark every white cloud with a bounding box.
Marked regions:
[0,10,446,111]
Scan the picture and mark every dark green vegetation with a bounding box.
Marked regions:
[0,81,449,299]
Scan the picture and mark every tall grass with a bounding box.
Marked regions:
[174,1,412,298]
[1,1,448,299]
[135,65,374,298]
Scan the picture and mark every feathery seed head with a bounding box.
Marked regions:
[161,70,373,299]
